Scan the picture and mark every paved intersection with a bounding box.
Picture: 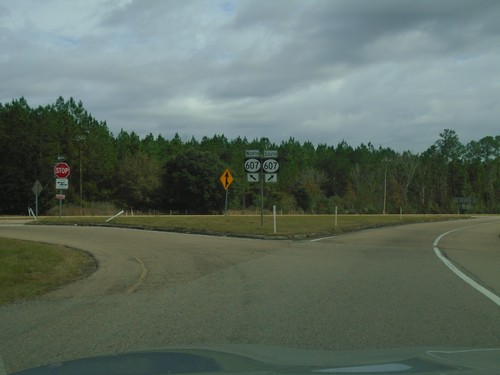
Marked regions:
[0,217,498,373]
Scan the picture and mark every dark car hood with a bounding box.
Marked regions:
[4,345,500,375]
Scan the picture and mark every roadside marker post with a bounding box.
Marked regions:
[106,210,125,222]
[273,205,277,234]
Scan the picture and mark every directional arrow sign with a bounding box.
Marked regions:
[220,168,234,190]
[266,173,278,183]
[56,178,69,190]
[247,173,259,182]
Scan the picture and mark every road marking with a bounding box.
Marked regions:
[311,235,336,242]
[433,227,500,307]
[126,256,148,294]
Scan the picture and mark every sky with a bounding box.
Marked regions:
[1,0,499,152]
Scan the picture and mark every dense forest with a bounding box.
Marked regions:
[1,97,499,215]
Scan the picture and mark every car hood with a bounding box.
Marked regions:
[3,345,500,375]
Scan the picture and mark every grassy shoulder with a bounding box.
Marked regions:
[0,238,96,304]
[33,213,470,238]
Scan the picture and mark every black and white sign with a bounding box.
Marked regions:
[245,150,279,184]
[262,159,279,173]
[263,150,278,158]
[56,178,69,190]
[245,149,260,158]
[247,173,259,182]
[265,174,278,183]
[244,158,261,173]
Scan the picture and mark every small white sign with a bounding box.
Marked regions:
[262,159,279,173]
[56,178,69,190]
[265,174,278,183]
[244,158,261,173]
[247,173,259,182]
[245,150,260,158]
[263,150,278,158]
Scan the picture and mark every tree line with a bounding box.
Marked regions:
[1,97,499,215]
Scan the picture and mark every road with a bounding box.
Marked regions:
[0,217,499,373]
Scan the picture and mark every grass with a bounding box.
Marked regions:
[33,213,470,239]
[0,237,96,304]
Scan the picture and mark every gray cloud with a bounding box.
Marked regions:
[1,0,499,152]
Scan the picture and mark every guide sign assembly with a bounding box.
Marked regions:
[244,150,279,225]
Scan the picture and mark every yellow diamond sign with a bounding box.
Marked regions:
[220,168,234,190]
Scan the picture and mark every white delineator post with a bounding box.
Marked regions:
[106,210,125,222]
[273,205,277,234]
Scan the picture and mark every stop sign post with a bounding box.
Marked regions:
[54,162,71,178]
[54,162,70,218]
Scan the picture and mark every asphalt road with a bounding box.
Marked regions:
[0,217,499,373]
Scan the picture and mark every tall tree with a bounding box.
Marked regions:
[162,148,226,213]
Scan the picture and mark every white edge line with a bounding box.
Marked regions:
[433,229,500,307]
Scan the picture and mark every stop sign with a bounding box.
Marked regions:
[54,162,71,178]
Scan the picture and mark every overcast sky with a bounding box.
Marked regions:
[1,0,499,152]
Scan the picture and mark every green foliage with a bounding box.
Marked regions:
[1,97,499,215]
[162,148,226,213]
[116,152,162,209]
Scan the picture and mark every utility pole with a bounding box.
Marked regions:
[75,135,86,212]
[383,157,390,215]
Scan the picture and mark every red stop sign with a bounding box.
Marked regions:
[54,162,71,178]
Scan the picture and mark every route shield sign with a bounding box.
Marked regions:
[262,159,279,173]
[244,158,261,173]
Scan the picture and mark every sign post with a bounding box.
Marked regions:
[219,168,234,215]
[54,162,71,179]
[32,180,43,217]
[245,150,279,226]
[54,162,70,218]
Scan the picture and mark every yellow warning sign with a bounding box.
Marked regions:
[220,168,234,190]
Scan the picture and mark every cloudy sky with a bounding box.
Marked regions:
[1,0,499,152]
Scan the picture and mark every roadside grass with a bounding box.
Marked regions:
[33,214,469,238]
[0,238,96,304]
